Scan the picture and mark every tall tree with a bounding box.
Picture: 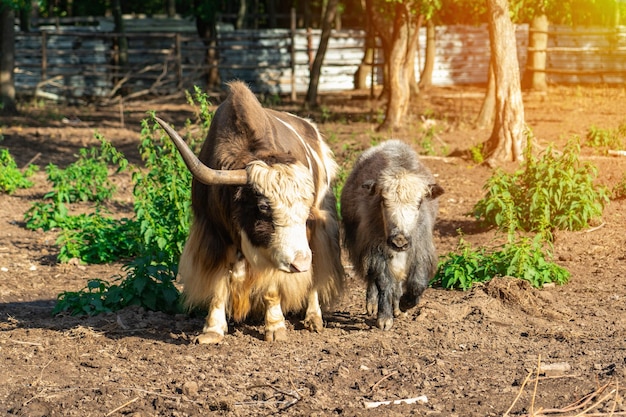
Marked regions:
[0,2,17,115]
[418,18,435,89]
[111,0,128,75]
[482,0,526,165]
[475,57,495,128]
[193,1,220,89]
[367,0,439,131]
[306,0,339,108]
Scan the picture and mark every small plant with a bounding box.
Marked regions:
[432,236,570,290]
[56,213,140,263]
[53,253,181,316]
[613,173,626,200]
[132,116,193,263]
[0,149,38,194]
[585,124,623,149]
[320,105,332,123]
[473,138,609,237]
[469,143,485,164]
[25,133,127,231]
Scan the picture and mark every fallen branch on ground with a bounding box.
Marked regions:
[505,354,624,416]
[363,395,428,409]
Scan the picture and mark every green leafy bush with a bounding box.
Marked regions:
[585,123,624,149]
[473,139,609,237]
[56,213,140,263]
[0,149,38,194]
[132,117,193,264]
[24,133,128,231]
[52,253,180,316]
[433,236,570,290]
[52,87,213,316]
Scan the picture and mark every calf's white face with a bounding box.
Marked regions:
[239,161,315,273]
[378,169,430,251]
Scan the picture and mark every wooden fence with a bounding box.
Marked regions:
[10,15,626,103]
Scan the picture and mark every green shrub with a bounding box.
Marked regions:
[433,236,570,290]
[473,139,609,238]
[0,149,38,194]
[56,213,140,263]
[132,117,194,264]
[53,253,180,316]
[25,133,127,231]
[585,124,624,149]
[52,87,212,316]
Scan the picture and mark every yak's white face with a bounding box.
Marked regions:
[378,169,430,251]
[240,161,315,273]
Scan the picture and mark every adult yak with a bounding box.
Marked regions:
[156,81,344,343]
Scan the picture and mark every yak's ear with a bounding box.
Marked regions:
[428,183,445,199]
[361,180,377,195]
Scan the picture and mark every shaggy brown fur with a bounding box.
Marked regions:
[159,81,344,342]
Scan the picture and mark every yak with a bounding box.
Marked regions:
[155,81,344,343]
[340,140,444,331]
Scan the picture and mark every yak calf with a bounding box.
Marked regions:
[341,140,444,330]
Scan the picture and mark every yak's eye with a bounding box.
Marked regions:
[258,201,271,214]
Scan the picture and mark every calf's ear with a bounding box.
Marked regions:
[427,183,445,199]
[361,180,377,195]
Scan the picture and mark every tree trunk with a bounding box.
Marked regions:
[406,14,423,99]
[370,2,420,131]
[111,0,128,80]
[523,14,548,91]
[305,0,338,108]
[355,46,373,89]
[483,0,526,165]
[0,5,17,115]
[418,19,435,89]
[195,2,220,90]
[476,57,495,128]
[166,0,176,18]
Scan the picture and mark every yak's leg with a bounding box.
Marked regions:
[399,256,434,312]
[304,290,324,333]
[365,281,378,315]
[369,268,395,331]
[196,277,229,344]
[393,280,403,318]
[263,286,287,341]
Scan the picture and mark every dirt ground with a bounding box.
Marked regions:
[1,84,625,417]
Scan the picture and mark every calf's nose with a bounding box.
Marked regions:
[388,233,410,251]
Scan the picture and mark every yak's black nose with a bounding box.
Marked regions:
[388,232,410,251]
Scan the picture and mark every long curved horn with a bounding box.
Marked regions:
[155,117,248,186]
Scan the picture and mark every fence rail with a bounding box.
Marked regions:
[10,15,626,103]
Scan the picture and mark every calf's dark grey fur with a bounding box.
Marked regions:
[340,140,444,330]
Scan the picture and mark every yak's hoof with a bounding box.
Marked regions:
[366,302,377,316]
[194,331,224,344]
[303,314,324,333]
[377,317,394,331]
[265,327,288,342]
